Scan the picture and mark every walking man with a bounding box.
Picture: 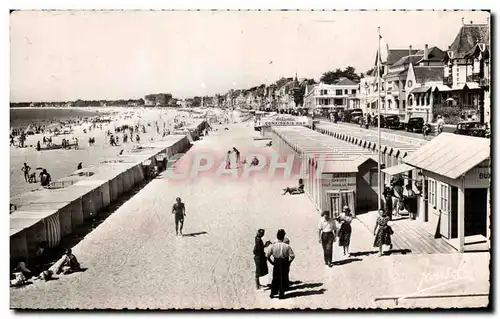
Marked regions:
[172,197,186,237]
[21,163,31,182]
[318,211,337,267]
[266,229,295,299]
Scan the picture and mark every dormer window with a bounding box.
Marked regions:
[408,80,413,88]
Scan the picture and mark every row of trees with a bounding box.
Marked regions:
[144,93,173,106]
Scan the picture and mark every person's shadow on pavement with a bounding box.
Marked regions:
[182,231,208,237]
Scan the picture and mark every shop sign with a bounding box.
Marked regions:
[465,165,491,186]
[322,173,356,188]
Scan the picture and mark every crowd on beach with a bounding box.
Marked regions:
[10,108,241,289]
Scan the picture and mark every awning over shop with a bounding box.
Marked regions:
[464,82,480,90]
[382,163,415,176]
[403,133,490,180]
[410,86,431,94]
[434,85,452,92]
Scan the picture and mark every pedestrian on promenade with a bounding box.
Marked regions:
[404,184,417,220]
[225,150,232,169]
[337,206,353,257]
[21,162,31,182]
[318,211,337,267]
[391,176,404,218]
[172,197,186,237]
[373,210,393,257]
[266,229,295,299]
[77,162,83,170]
[253,229,269,290]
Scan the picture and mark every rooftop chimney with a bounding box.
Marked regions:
[409,45,413,57]
[424,44,429,60]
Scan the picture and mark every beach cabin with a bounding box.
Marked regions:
[382,133,491,252]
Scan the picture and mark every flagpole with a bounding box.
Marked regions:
[377,26,382,213]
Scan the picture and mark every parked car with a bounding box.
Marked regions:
[351,111,364,124]
[371,114,385,127]
[384,115,401,129]
[454,121,487,137]
[405,117,425,132]
[341,108,363,123]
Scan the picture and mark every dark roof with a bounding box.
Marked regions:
[415,46,446,61]
[387,49,419,65]
[392,55,424,67]
[413,67,444,84]
[334,77,358,85]
[464,43,490,59]
[448,24,490,59]
[385,69,408,78]
[410,86,432,94]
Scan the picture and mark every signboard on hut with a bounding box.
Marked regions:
[322,173,356,190]
[260,115,308,127]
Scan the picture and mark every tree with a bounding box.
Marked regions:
[365,67,375,76]
[320,67,361,84]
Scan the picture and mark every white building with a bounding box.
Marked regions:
[304,78,360,112]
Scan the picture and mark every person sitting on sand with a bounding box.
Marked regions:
[40,169,51,187]
[250,156,260,167]
[35,270,54,282]
[282,179,305,195]
[10,260,32,287]
[28,172,36,183]
[57,249,82,275]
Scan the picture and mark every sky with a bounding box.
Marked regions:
[10,10,489,102]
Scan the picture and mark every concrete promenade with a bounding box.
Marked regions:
[10,122,489,309]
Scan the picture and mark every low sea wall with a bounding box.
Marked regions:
[10,120,208,266]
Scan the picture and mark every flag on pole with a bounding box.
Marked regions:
[378,33,389,66]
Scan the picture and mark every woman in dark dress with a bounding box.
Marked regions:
[373,210,393,257]
[337,206,353,257]
[253,229,269,290]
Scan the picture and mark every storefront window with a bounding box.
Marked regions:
[440,184,449,212]
[428,179,436,206]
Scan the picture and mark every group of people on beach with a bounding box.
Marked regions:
[20,163,52,186]
[11,246,83,287]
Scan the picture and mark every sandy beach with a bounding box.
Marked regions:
[10,107,200,198]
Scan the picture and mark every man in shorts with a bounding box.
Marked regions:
[172,197,186,237]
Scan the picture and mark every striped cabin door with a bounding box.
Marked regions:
[44,212,61,248]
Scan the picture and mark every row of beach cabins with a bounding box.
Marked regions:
[10,120,209,271]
